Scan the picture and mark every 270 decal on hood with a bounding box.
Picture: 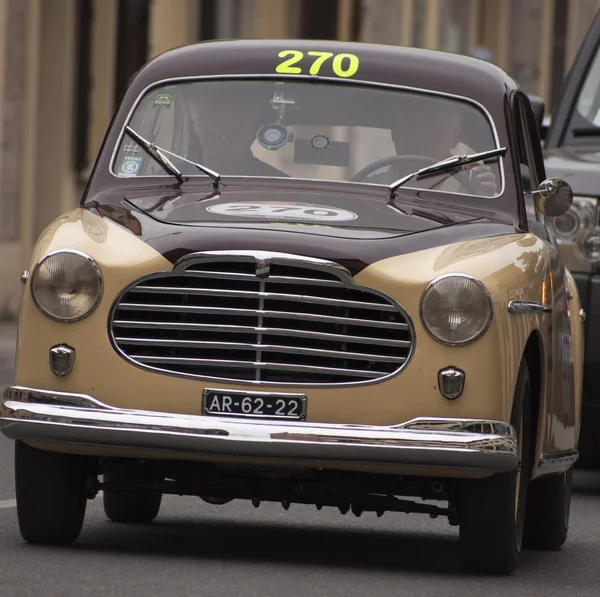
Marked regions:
[206,201,358,222]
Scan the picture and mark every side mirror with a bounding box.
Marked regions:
[528,94,549,141]
[533,178,573,217]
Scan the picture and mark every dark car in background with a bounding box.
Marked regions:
[539,9,600,467]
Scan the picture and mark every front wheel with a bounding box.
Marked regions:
[458,359,532,574]
[15,440,88,545]
[522,467,573,550]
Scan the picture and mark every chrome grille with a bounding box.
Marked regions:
[110,253,414,386]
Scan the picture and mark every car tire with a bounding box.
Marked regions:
[15,440,87,545]
[103,464,162,524]
[458,358,532,574]
[522,466,573,550]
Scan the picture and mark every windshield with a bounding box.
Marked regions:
[113,79,502,198]
[570,45,600,134]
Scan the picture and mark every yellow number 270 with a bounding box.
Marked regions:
[276,50,360,78]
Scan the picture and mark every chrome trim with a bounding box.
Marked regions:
[20,270,29,284]
[108,73,505,199]
[538,450,579,474]
[174,250,354,286]
[109,250,416,387]
[127,285,398,311]
[181,270,347,287]
[507,300,552,315]
[1,386,518,474]
[116,337,407,362]
[580,308,587,323]
[113,321,411,348]
[117,303,408,330]
[132,356,387,378]
[437,366,465,400]
[420,273,493,346]
[49,345,75,377]
[30,249,103,323]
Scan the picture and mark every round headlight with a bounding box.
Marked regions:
[421,274,492,345]
[576,226,600,264]
[31,250,103,322]
[554,196,597,242]
[554,210,581,239]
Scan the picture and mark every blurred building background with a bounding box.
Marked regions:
[0,0,597,315]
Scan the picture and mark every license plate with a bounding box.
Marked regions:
[202,389,307,421]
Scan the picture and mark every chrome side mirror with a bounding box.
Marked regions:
[533,178,573,217]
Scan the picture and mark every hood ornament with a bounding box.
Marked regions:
[255,258,271,279]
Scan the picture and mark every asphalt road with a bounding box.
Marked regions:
[1,323,600,596]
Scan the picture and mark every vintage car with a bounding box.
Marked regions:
[0,40,584,574]
[531,9,600,469]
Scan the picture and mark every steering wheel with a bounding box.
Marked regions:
[351,154,478,194]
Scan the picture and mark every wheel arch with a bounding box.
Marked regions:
[522,330,543,473]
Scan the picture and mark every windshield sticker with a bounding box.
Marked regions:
[276,50,360,78]
[123,141,141,154]
[119,156,143,176]
[153,92,173,108]
[207,202,358,222]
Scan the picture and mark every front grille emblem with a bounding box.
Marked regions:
[255,258,271,279]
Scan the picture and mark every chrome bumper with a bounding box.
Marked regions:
[1,386,518,474]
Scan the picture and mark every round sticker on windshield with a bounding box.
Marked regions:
[207,202,358,222]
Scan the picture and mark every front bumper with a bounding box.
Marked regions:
[1,386,518,475]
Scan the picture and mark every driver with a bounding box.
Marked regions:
[186,84,287,177]
[367,96,498,196]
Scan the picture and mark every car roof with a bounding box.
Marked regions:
[131,39,519,112]
[86,39,524,229]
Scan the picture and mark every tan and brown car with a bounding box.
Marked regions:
[0,39,584,574]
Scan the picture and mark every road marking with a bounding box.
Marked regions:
[0,499,16,509]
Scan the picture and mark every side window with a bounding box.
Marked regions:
[514,99,541,220]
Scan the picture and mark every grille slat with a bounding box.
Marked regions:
[112,321,411,348]
[131,356,385,379]
[117,303,409,330]
[116,337,407,363]
[182,270,347,287]
[129,285,397,311]
[111,257,414,385]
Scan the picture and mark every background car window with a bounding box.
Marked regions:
[574,44,600,127]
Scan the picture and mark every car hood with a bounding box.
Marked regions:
[90,184,516,275]
[544,145,600,196]
[124,186,486,238]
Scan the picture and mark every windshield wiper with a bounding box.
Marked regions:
[388,147,507,198]
[124,126,221,189]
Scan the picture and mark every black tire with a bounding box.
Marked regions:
[522,466,573,550]
[15,440,87,545]
[458,359,532,574]
[103,463,162,524]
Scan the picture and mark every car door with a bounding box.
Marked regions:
[514,92,578,454]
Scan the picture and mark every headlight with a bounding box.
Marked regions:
[576,225,600,264]
[420,274,492,345]
[554,196,596,242]
[31,250,103,322]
